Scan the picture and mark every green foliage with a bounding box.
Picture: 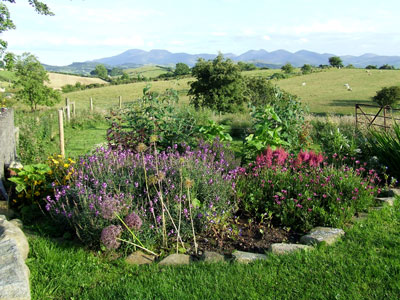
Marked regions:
[3,51,15,70]
[372,86,400,107]
[107,86,199,151]
[189,54,246,113]
[243,76,276,107]
[242,106,289,162]
[281,63,294,74]
[328,56,343,68]
[379,64,395,70]
[174,62,190,76]
[366,65,377,69]
[345,64,355,69]
[237,61,257,71]
[301,64,313,74]
[198,120,232,142]
[109,67,123,77]
[14,53,61,111]
[236,148,380,231]
[93,64,108,79]
[368,122,400,180]
[269,72,288,80]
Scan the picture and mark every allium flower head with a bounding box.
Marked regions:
[185,178,194,189]
[100,225,122,250]
[136,143,147,153]
[124,212,143,230]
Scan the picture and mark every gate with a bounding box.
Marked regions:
[355,104,400,131]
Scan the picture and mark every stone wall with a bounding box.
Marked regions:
[0,109,17,181]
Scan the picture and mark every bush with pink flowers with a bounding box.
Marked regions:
[235,147,381,231]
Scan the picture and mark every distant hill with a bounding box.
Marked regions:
[43,49,400,75]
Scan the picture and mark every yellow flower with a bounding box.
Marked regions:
[18,194,23,198]
[52,159,59,164]
[48,170,53,175]
[34,191,40,196]
[68,158,76,164]
[64,163,70,168]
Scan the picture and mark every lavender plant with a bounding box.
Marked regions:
[45,141,238,252]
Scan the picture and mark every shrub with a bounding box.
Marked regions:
[235,147,380,232]
[45,141,238,252]
[372,86,400,107]
[107,87,199,152]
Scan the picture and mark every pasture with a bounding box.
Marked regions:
[124,65,170,79]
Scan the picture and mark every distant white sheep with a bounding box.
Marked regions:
[0,88,5,93]
[302,82,306,86]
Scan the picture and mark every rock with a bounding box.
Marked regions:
[202,251,225,263]
[232,250,267,264]
[125,250,156,265]
[300,227,345,246]
[375,197,395,206]
[158,254,191,266]
[9,219,23,230]
[0,239,31,300]
[269,243,313,255]
[0,218,29,260]
[0,201,14,219]
[390,188,400,196]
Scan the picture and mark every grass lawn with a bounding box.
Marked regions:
[27,201,400,300]
[124,65,170,79]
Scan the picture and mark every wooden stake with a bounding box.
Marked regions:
[66,105,71,123]
[58,109,65,158]
[71,102,76,118]
[119,96,122,108]
[90,97,93,111]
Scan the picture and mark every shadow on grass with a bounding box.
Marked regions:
[328,99,373,107]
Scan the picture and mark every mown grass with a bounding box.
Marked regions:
[27,201,400,300]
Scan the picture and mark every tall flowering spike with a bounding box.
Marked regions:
[136,143,147,153]
[185,178,194,189]
[150,135,158,143]
[100,225,123,250]
[124,212,143,230]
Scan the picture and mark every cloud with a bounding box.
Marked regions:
[262,35,271,41]
[170,40,185,46]
[211,32,227,37]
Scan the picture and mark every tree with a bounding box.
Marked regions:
[174,62,190,76]
[110,67,123,77]
[300,64,312,74]
[3,52,15,70]
[14,53,61,111]
[237,61,257,71]
[366,65,377,69]
[94,64,108,79]
[281,63,294,74]
[188,54,246,113]
[328,56,343,68]
[379,64,395,70]
[372,86,400,107]
[0,1,53,54]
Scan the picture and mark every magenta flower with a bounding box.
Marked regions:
[124,212,142,230]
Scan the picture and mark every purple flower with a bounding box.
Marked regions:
[124,212,142,230]
[100,225,122,250]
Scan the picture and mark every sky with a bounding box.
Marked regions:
[2,0,400,66]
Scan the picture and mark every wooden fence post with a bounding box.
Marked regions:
[58,109,65,158]
[90,97,93,111]
[119,96,122,108]
[71,102,76,118]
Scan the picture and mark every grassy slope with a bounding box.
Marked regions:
[62,78,191,111]
[47,73,107,89]
[27,202,400,300]
[277,69,400,114]
[124,65,170,79]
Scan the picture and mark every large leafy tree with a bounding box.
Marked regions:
[372,86,400,107]
[14,53,61,111]
[188,54,246,113]
[94,64,108,79]
[0,1,53,54]
[328,56,343,68]
[174,62,190,76]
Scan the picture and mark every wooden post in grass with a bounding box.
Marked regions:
[119,96,122,108]
[58,109,65,158]
[65,98,71,122]
[90,97,93,111]
[71,102,76,118]
[50,113,55,139]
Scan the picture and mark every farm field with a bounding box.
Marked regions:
[46,72,108,89]
[124,65,170,79]
[277,69,400,114]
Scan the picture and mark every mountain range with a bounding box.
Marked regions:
[44,49,400,75]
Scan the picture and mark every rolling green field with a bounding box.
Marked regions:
[62,68,400,115]
[278,69,400,114]
[124,65,170,79]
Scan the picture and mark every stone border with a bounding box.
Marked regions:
[125,191,397,266]
[0,215,30,300]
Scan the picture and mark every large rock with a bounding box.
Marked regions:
[300,227,345,246]
[0,201,14,220]
[0,239,31,300]
[202,251,225,263]
[158,254,191,266]
[269,243,313,255]
[0,218,29,260]
[125,250,156,265]
[232,250,267,264]
[375,197,395,207]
